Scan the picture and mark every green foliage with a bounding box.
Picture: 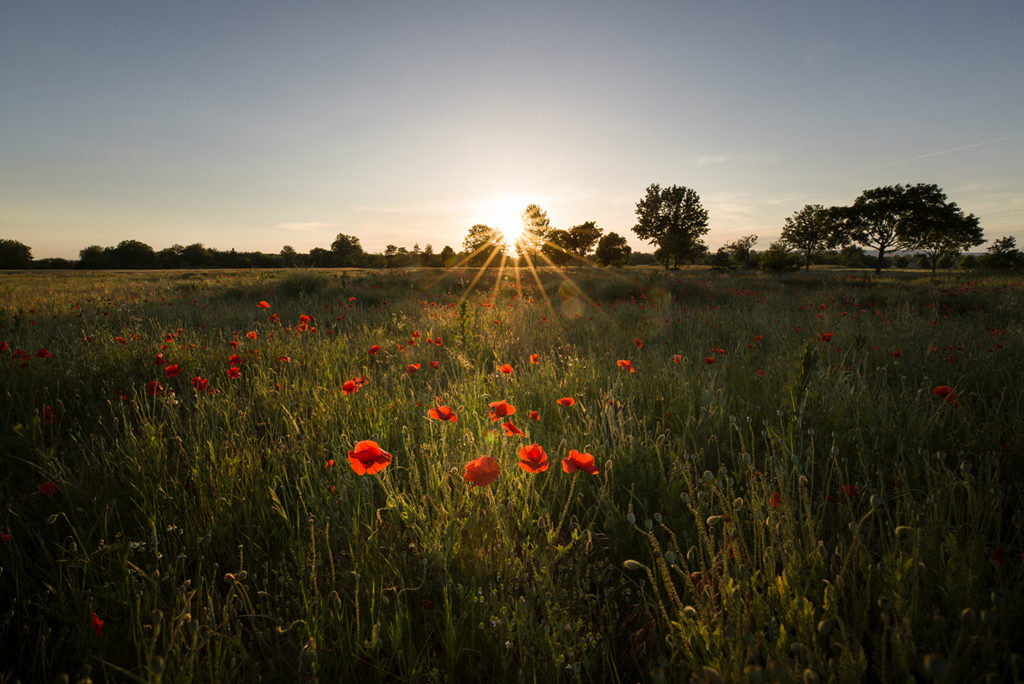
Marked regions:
[0,238,33,269]
[759,241,800,272]
[1,268,1022,681]
[595,232,631,267]
[633,184,710,268]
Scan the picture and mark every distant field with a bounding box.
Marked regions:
[1,267,1022,682]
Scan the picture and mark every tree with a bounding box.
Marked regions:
[463,224,507,266]
[182,243,211,267]
[836,183,976,274]
[780,205,838,271]
[721,234,759,269]
[542,230,573,268]
[330,234,365,267]
[157,244,185,268]
[280,245,298,267]
[559,222,603,267]
[899,185,983,273]
[759,241,799,272]
[0,239,32,269]
[78,245,110,269]
[111,240,156,268]
[438,245,456,267]
[633,184,709,268]
[594,232,631,267]
[982,236,1022,270]
[517,204,553,261]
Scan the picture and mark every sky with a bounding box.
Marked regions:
[2,0,1022,260]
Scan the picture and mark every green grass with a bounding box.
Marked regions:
[1,267,1022,682]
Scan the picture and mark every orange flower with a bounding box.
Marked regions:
[90,612,104,637]
[518,443,549,473]
[369,344,381,355]
[529,353,540,364]
[342,379,359,395]
[616,359,635,373]
[528,410,540,421]
[257,300,271,309]
[347,440,393,475]
[633,338,643,349]
[562,449,599,475]
[407,363,421,375]
[429,404,458,423]
[503,420,525,436]
[429,360,440,369]
[556,397,576,407]
[498,363,514,374]
[246,330,258,340]
[488,399,516,421]
[463,455,500,487]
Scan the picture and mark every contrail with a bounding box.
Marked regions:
[867,132,1024,170]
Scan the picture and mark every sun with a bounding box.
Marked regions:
[471,194,532,250]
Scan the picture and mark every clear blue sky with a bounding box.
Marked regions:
[2,0,1022,260]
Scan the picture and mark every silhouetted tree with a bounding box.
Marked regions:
[280,245,298,267]
[517,204,553,262]
[982,236,1022,270]
[439,245,456,267]
[111,240,156,269]
[899,186,983,272]
[78,245,110,269]
[564,221,603,260]
[0,239,32,269]
[157,244,185,268]
[595,232,631,267]
[181,243,211,267]
[462,224,507,266]
[780,205,838,271]
[542,230,573,267]
[633,184,709,268]
[330,234,365,266]
[722,234,759,269]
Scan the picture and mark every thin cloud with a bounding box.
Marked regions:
[697,155,729,165]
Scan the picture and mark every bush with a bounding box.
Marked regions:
[759,242,799,272]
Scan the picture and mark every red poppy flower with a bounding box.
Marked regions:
[226,366,241,379]
[463,455,500,487]
[325,458,335,468]
[114,337,126,345]
[164,363,182,378]
[348,440,393,475]
[35,348,53,359]
[191,377,209,392]
[90,612,104,637]
[673,354,682,363]
[246,331,258,340]
[518,443,549,473]
[770,490,781,508]
[562,449,599,474]
[257,300,271,308]
[488,399,516,421]
[557,397,576,407]
[38,481,57,496]
[820,332,834,342]
[891,350,901,358]
[299,314,311,323]
[528,410,540,421]
[0,341,8,352]
[703,356,715,365]
[269,313,280,323]
[633,338,643,349]
[503,420,525,436]
[756,369,766,378]
[932,385,959,407]
[42,405,57,425]
[342,379,359,395]
[429,404,458,422]
[498,363,513,374]
[229,354,243,364]
[429,360,440,369]
[146,380,163,396]
[369,344,381,355]
[530,353,540,364]
[617,359,635,373]
[153,353,166,366]
[407,363,421,375]
[115,389,129,401]
[278,355,291,363]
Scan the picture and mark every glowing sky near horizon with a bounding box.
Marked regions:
[2,0,1022,260]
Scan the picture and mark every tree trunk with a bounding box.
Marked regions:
[875,248,885,274]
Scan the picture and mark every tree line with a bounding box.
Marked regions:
[1,181,1020,271]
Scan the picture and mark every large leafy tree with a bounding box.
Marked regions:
[983,236,1022,270]
[462,224,507,267]
[111,240,156,268]
[780,205,839,270]
[633,184,709,268]
[330,233,365,267]
[899,185,983,272]
[594,232,631,267]
[0,239,32,269]
[563,222,603,261]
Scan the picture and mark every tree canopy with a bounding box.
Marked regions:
[633,184,709,268]
[779,205,838,271]
[0,239,33,269]
[594,232,631,267]
[462,224,507,267]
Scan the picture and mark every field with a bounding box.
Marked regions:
[1,266,1022,682]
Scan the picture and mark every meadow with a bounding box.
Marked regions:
[1,266,1022,682]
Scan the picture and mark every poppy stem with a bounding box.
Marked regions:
[551,471,579,543]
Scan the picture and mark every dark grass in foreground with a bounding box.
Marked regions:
[1,267,1022,682]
